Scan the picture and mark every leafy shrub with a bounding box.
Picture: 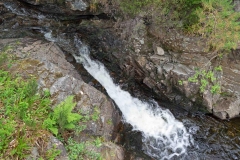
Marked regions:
[43,96,82,135]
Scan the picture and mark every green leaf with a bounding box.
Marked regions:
[64,123,75,130]
[49,127,58,136]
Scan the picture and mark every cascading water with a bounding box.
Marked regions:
[3,1,240,159]
[73,38,193,159]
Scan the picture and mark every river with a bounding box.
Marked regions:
[1,1,240,159]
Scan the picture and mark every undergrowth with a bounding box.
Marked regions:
[119,0,240,53]
[0,46,103,159]
[0,65,53,159]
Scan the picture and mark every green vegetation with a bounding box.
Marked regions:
[91,106,100,122]
[119,0,161,16]
[0,65,53,158]
[0,48,103,159]
[45,145,62,160]
[190,0,240,52]
[119,0,240,52]
[66,137,102,160]
[119,0,239,96]
[43,96,82,136]
[188,66,222,94]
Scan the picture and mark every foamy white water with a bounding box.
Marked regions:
[73,39,192,159]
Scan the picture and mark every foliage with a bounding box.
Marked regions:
[120,0,240,52]
[66,138,102,160]
[75,125,87,134]
[93,137,103,148]
[188,67,221,94]
[119,0,161,16]
[0,49,103,159]
[0,68,53,159]
[91,106,100,122]
[178,80,183,86]
[43,96,82,135]
[190,0,240,52]
[45,145,61,160]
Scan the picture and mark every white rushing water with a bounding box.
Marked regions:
[37,28,192,159]
[73,39,192,159]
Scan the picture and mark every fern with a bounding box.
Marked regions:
[44,96,82,135]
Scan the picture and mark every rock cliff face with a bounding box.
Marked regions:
[110,17,240,120]
[0,38,124,159]
[79,15,240,120]
[2,0,240,120]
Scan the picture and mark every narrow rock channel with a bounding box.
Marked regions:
[0,1,240,160]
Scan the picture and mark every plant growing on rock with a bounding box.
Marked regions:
[43,96,82,135]
[66,137,102,160]
[188,66,221,94]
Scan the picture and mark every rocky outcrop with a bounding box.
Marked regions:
[112,17,240,119]
[3,0,240,122]
[84,16,240,120]
[0,38,124,159]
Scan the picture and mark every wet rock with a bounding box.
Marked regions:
[18,0,105,16]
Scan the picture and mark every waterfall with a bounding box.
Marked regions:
[73,39,192,159]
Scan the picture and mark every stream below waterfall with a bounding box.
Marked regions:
[1,1,240,159]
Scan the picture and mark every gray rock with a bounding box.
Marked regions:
[153,45,164,55]
[26,147,39,160]
[234,0,240,12]
[157,66,163,75]
[48,136,69,160]
[143,77,155,89]
[67,0,89,11]
[203,90,213,112]
[135,56,147,68]
[214,97,240,119]
[150,55,169,65]
[101,142,124,160]
[163,63,174,73]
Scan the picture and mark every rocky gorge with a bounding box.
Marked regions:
[0,0,240,159]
